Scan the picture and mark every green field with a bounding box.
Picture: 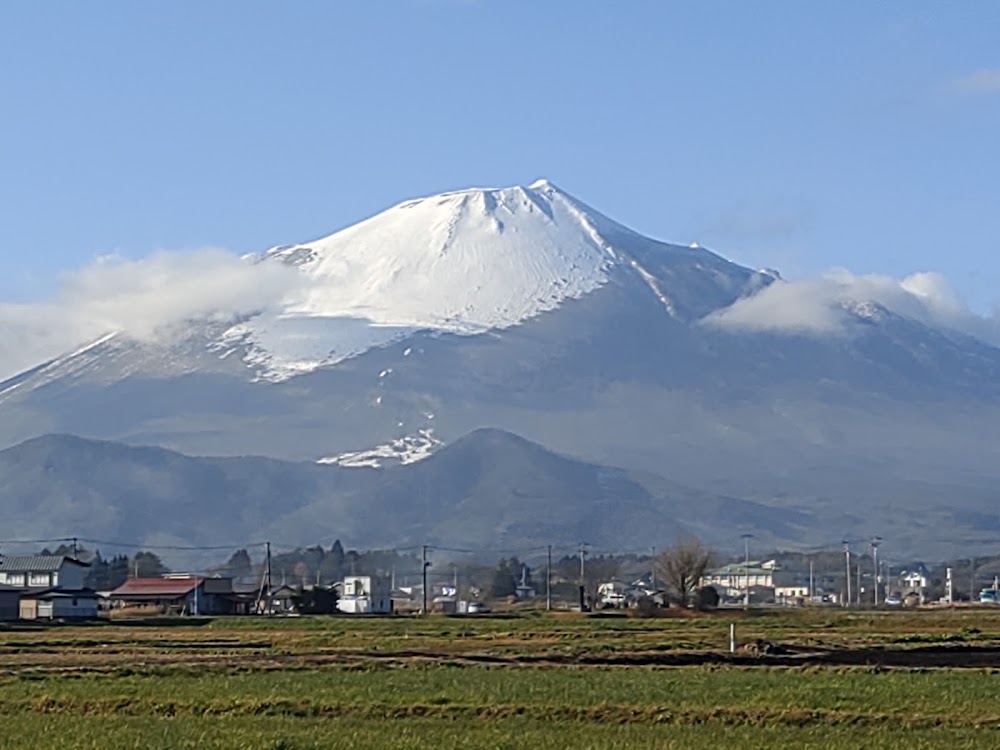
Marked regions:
[2,609,1000,749]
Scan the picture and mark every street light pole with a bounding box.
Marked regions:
[421,545,430,616]
[650,546,656,593]
[871,537,882,607]
[741,534,753,609]
[546,545,552,612]
[843,541,852,608]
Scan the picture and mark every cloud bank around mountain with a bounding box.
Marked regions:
[0,249,303,381]
[703,269,1000,344]
[2,249,1000,383]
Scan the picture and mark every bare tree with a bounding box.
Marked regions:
[656,535,713,607]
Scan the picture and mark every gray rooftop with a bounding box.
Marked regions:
[0,555,89,572]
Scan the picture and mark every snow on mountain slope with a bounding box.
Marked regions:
[273,179,616,328]
[232,179,769,380]
[317,428,442,469]
[0,180,772,387]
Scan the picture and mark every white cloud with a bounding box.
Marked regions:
[702,278,849,335]
[703,269,1000,345]
[0,249,304,381]
[955,68,1000,94]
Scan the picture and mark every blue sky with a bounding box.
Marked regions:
[1,1,998,311]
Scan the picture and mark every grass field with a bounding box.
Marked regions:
[2,608,1000,749]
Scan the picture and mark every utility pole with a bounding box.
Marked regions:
[871,537,881,606]
[808,558,814,601]
[578,542,588,612]
[856,561,861,606]
[421,545,429,616]
[546,545,552,612]
[741,533,753,609]
[650,546,657,592]
[265,541,272,615]
[843,541,852,607]
[71,537,78,560]
[970,557,976,602]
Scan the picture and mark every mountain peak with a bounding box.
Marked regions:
[528,177,557,191]
[191,180,772,382]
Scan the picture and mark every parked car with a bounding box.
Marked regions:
[978,589,998,604]
[884,595,902,606]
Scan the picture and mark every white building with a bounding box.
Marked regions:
[774,583,810,601]
[338,575,392,614]
[597,581,629,608]
[0,556,89,590]
[701,560,776,597]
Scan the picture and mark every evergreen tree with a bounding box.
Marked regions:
[222,549,254,580]
[490,558,517,598]
[109,555,130,588]
[85,551,109,590]
[132,551,168,578]
[330,540,346,568]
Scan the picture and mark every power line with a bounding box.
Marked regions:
[76,538,266,552]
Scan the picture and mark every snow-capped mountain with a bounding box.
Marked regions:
[2,179,1000,554]
[219,179,772,381]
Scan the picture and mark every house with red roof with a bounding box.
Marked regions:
[110,575,244,616]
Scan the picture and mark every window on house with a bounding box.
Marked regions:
[8,574,25,587]
[29,573,50,587]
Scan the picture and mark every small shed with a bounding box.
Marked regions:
[19,588,99,620]
[0,585,20,621]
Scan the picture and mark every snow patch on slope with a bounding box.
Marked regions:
[318,429,442,469]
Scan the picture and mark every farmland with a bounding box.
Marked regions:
[2,608,1000,749]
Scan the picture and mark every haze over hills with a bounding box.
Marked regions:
[0,429,805,555]
[1,180,999,556]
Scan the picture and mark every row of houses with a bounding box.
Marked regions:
[699,559,935,605]
[0,554,397,621]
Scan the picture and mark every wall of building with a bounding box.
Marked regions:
[51,596,98,619]
[22,596,98,620]
[339,576,392,614]
[0,592,19,621]
[18,599,37,620]
[0,562,87,590]
[53,564,87,590]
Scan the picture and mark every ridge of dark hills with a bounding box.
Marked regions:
[0,428,802,555]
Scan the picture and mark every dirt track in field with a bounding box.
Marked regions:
[3,642,1000,676]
